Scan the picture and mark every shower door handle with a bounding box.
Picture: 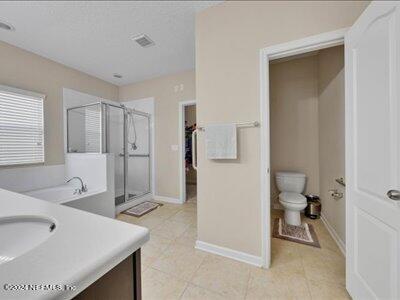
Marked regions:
[119,153,149,158]
[192,129,198,170]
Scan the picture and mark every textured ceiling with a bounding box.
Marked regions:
[0,1,219,85]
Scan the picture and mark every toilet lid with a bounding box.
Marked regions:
[275,171,306,179]
[279,192,306,204]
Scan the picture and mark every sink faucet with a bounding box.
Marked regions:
[66,177,88,194]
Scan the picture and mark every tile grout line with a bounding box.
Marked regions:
[243,266,253,300]
[299,250,314,299]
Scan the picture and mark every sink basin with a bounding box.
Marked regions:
[0,216,56,265]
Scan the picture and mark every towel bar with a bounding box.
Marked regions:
[197,121,259,131]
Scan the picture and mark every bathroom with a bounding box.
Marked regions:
[269,45,346,253]
[1,1,398,299]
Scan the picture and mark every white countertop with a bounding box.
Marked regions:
[0,188,149,300]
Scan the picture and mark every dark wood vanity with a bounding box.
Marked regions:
[74,249,141,300]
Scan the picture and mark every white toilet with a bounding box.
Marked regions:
[275,171,307,226]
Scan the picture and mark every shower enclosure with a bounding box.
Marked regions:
[66,101,151,206]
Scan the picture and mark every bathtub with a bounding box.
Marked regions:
[24,185,114,218]
[25,185,104,204]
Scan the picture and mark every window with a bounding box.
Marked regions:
[0,85,45,166]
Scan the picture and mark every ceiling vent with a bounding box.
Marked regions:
[132,34,155,48]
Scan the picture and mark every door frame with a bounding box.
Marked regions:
[259,28,347,268]
[179,100,196,203]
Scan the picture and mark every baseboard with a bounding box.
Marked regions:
[154,195,183,204]
[195,240,263,267]
[320,213,346,256]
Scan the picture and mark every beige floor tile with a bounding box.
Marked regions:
[151,205,182,220]
[169,210,197,225]
[141,262,150,272]
[142,268,187,300]
[136,214,166,230]
[312,223,343,254]
[271,238,304,270]
[116,213,140,225]
[137,206,347,300]
[298,244,345,286]
[181,202,197,212]
[191,254,251,299]
[152,243,206,281]
[187,197,197,204]
[152,220,191,239]
[246,266,311,300]
[308,280,351,300]
[174,224,197,247]
[141,233,174,266]
[269,209,346,297]
[159,202,184,211]
[181,284,226,300]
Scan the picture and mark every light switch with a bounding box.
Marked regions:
[171,145,179,151]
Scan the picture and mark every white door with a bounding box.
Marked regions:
[346,2,400,299]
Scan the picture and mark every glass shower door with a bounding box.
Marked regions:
[106,105,126,206]
[125,111,151,200]
[67,102,151,206]
[67,103,102,153]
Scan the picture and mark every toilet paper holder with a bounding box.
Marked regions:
[329,189,344,200]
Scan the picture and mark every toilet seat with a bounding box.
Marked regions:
[279,192,306,204]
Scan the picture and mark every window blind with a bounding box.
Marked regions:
[84,105,101,152]
[0,85,44,166]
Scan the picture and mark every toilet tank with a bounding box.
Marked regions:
[275,171,306,193]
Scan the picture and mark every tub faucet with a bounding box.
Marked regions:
[67,177,88,194]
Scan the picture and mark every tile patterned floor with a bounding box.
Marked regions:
[117,201,348,300]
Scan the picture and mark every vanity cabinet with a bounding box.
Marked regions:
[74,249,141,300]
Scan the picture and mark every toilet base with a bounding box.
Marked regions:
[284,210,301,226]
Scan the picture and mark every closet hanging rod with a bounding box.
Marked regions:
[197,121,259,131]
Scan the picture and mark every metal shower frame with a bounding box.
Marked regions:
[66,100,151,204]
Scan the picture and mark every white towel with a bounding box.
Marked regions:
[205,123,237,159]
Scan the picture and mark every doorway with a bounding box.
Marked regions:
[269,43,345,270]
[179,100,197,203]
[259,29,347,268]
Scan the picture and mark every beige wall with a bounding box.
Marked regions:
[270,55,319,204]
[119,70,196,198]
[0,41,118,167]
[318,46,346,243]
[196,1,368,256]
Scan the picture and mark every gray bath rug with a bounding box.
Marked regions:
[122,201,162,218]
[273,218,320,248]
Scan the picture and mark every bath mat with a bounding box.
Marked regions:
[272,218,320,248]
[122,201,162,218]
